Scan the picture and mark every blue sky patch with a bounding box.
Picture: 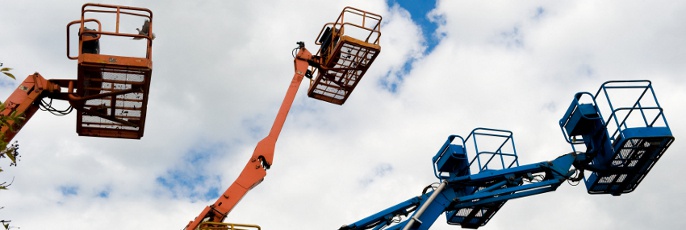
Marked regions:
[498,26,524,48]
[391,0,440,54]
[0,77,17,88]
[359,163,394,187]
[59,185,79,196]
[532,6,545,20]
[96,186,112,198]
[379,0,441,93]
[156,170,221,200]
[380,61,413,93]
[155,142,224,200]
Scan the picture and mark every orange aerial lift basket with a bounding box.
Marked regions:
[308,7,382,105]
[66,3,153,139]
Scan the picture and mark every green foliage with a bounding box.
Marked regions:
[0,218,9,230]
[0,65,21,190]
[0,63,14,80]
[0,141,20,182]
[0,65,18,229]
[0,68,14,80]
[0,208,9,230]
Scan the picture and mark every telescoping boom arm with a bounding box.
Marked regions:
[1,73,62,143]
[184,44,314,230]
[186,7,382,230]
[341,80,674,230]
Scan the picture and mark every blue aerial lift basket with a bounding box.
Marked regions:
[559,80,674,196]
[432,128,520,228]
[341,80,675,230]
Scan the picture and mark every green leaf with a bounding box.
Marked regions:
[5,151,14,163]
[1,72,14,80]
[0,68,15,80]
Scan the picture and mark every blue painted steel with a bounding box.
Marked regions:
[559,80,674,195]
[342,150,577,230]
[345,128,577,230]
[445,154,575,228]
[433,128,519,182]
[433,135,469,180]
[392,185,456,230]
[466,128,519,173]
[338,197,422,230]
[339,189,457,230]
[342,81,674,229]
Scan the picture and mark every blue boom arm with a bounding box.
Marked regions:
[339,152,579,230]
[341,80,674,230]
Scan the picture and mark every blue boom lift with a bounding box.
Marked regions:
[340,80,674,230]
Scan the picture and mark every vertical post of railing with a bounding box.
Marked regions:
[115,7,121,33]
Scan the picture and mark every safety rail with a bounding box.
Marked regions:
[198,222,261,230]
[307,7,382,105]
[67,3,153,60]
[595,80,670,147]
[433,128,519,181]
[314,6,382,60]
[344,79,675,230]
[558,80,674,195]
[75,66,150,139]
[65,3,154,139]
[466,128,519,173]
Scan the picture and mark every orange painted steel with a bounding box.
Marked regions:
[186,7,381,229]
[66,3,154,139]
[308,6,382,105]
[1,70,150,142]
[198,222,261,230]
[74,62,151,139]
[1,73,60,143]
[1,3,154,143]
[185,46,313,230]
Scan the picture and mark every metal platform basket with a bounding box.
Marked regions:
[67,3,154,139]
[308,7,381,105]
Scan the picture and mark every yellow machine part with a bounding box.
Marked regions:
[198,222,261,230]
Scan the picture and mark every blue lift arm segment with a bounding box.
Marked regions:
[341,80,675,230]
[340,153,578,230]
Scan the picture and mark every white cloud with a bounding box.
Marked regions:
[1,0,685,230]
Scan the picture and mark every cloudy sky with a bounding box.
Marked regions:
[1,0,686,229]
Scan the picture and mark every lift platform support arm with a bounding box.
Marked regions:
[1,71,150,143]
[1,73,61,143]
[184,45,313,230]
[1,3,155,143]
[341,80,674,230]
[339,153,577,230]
[186,7,382,229]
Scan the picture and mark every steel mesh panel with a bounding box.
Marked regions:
[77,65,150,139]
[448,183,507,228]
[309,37,379,105]
[587,136,673,194]
[448,202,504,228]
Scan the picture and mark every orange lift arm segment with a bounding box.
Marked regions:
[186,7,381,229]
[1,73,62,143]
[185,46,313,230]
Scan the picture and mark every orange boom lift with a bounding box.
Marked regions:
[1,3,154,142]
[185,7,382,230]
